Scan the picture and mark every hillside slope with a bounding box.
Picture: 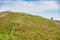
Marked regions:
[0,11,60,40]
[54,20,60,28]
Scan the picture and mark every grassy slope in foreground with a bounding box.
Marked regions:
[0,12,60,40]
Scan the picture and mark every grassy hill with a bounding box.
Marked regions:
[0,11,60,40]
[56,20,60,23]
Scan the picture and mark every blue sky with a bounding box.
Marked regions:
[0,0,60,20]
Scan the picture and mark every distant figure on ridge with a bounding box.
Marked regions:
[9,9,10,12]
[51,17,53,20]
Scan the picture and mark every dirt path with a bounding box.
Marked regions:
[0,13,8,17]
[54,21,60,28]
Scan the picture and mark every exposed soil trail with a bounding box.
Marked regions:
[0,13,8,17]
[54,21,60,28]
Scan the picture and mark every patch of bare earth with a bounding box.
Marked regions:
[54,21,60,28]
[0,13,8,17]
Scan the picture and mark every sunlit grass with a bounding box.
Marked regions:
[0,11,60,40]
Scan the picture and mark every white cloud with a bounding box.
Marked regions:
[8,1,58,13]
[0,1,59,20]
[0,6,9,12]
[0,1,58,13]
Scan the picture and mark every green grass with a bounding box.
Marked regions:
[0,11,60,40]
[56,20,60,23]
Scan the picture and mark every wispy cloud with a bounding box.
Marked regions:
[0,0,59,20]
[8,1,58,12]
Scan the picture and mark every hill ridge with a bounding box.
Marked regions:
[0,12,60,40]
